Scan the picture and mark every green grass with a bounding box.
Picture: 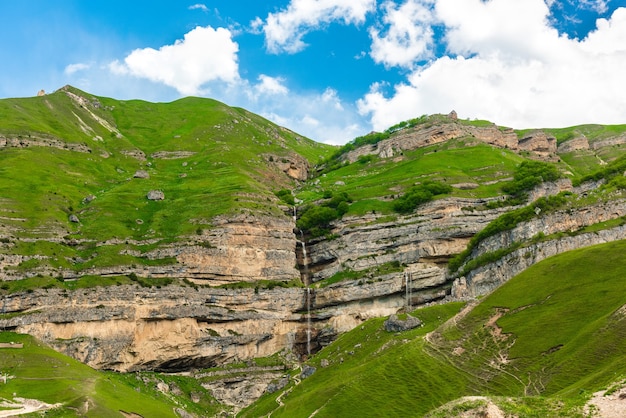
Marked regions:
[0,87,334,274]
[299,141,524,218]
[0,332,225,417]
[243,239,626,417]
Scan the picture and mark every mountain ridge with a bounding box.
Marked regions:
[2,86,626,415]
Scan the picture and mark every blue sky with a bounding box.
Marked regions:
[1,0,625,144]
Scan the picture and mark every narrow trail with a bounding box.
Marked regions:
[0,398,61,417]
[267,365,302,418]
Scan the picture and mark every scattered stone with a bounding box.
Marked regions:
[453,182,479,190]
[68,214,80,223]
[136,219,144,225]
[300,365,316,379]
[383,314,422,332]
[156,381,169,393]
[320,358,329,368]
[335,181,345,186]
[175,408,195,418]
[37,89,46,96]
[133,170,150,179]
[266,376,289,393]
[82,194,96,204]
[147,190,165,200]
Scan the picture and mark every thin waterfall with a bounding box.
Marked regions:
[405,272,409,309]
[299,230,309,285]
[405,271,412,310]
[306,287,312,357]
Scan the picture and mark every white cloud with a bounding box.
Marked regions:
[64,63,90,75]
[255,74,289,96]
[369,0,436,68]
[359,2,626,131]
[240,83,366,144]
[188,3,209,12]
[109,26,239,96]
[260,0,376,54]
[575,0,609,14]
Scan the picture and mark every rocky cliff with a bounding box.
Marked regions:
[342,119,558,163]
[3,89,626,412]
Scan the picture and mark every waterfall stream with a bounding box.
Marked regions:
[299,230,309,285]
[306,287,311,357]
[405,272,413,310]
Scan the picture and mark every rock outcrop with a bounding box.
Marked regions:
[341,121,559,163]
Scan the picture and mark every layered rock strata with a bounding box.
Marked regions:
[342,121,557,163]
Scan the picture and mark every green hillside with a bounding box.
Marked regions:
[0,86,334,275]
[242,239,626,417]
[0,332,226,417]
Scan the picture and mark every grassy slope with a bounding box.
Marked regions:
[0,332,225,417]
[0,87,334,274]
[298,139,526,216]
[242,239,626,417]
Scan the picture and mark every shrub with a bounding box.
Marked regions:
[296,191,353,236]
[275,189,295,205]
[502,161,560,198]
[448,193,569,273]
[393,181,452,214]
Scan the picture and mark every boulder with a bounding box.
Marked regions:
[133,170,150,179]
[68,214,80,223]
[300,365,316,379]
[383,314,422,332]
[147,190,165,200]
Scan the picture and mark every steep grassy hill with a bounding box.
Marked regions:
[0,332,228,417]
[0,86,333,277]
[241,239,626,417]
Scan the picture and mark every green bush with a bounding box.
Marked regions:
[502,161,560,198]
[275,189,295,205]
[577,154,626,185]
[297,206,338,233]
[393,181,452,214]
[449,193,569,273]
[296,192,352,236]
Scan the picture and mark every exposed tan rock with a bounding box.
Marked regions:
[557,136,589,153]
[268,153,310,181]
[0,135,91,153]
[518,130,557,155]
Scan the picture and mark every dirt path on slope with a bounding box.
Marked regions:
[0,398,61,417]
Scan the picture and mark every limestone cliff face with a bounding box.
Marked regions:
[467,199,626,263]
[0,196,505,372]
[303,197,506,283]
[450,194,626,298]
[452,224,626,298]
[175,214,300,284]
[1,285,305,372]
[341,121,557,163]
[0,214,299,284]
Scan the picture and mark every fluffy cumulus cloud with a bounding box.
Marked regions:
[254,74,289,96]
[369,0,436,68]
[109,26,239,96]
[242,85,364,144]
[260,0,376,53]
[64,63,90,75]
[359,1,626,131]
